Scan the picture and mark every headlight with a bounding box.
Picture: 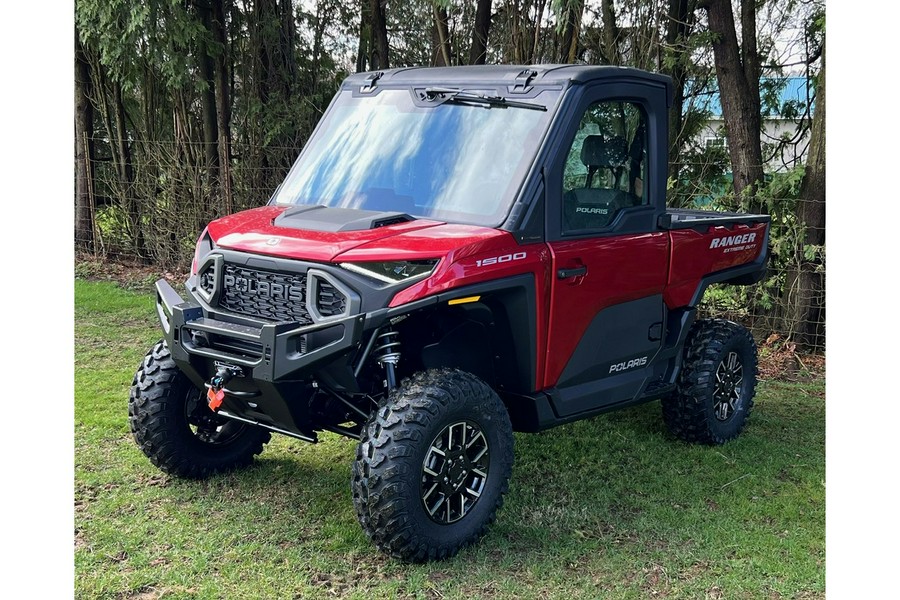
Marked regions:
[340,259,439,285]
[191,228,214,275]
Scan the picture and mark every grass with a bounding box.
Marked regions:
[75,279,825,599]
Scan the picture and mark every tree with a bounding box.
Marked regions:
[75,28,95,251]
[700,0,764,204]
[357,0,390,70]
[432,2,452,66]
[469,0,493,64]
[557,0,584,63]
[210,0,234,212]
[785,40,825,350]
[371,0,391,69]
[599,0,620,64]
[663,0,696,175]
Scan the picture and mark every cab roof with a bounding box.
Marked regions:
[342,64,673,93]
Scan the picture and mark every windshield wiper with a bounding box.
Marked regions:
[421,87,547,111]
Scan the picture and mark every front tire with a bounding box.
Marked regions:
[662,319,758,445]
[351,368,514,562]
[129,340,271,478]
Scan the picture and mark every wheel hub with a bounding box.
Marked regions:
[185,389,245,445]
[421,421,490,524]
[713,351,744,422]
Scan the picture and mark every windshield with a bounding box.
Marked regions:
[271,87,561,227]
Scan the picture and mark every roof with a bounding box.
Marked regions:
[343,64,673,90]
[697,77,811,118]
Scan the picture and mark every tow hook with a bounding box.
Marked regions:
[205,365,241,412]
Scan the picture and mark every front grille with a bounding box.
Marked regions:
[316,280,347,317]
[197,256,352,324]
[219,264,312,324]
[199,266,215,296]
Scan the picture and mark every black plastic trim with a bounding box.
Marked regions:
[659,209,771,230]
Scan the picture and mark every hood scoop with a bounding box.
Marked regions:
[273,205,416,232]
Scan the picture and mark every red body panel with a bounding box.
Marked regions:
[379,229,553,389]
[208,206,445,262]
[665,222,767,308]
[543,233,670,388]
[204,206,766,394]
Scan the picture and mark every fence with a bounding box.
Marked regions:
[74,138,824,354]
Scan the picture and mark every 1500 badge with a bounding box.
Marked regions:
[476,252,527,267]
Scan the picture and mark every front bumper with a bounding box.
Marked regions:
[156,278,373,440]
[156,279,366,384]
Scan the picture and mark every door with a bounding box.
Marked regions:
[543,89,670,416]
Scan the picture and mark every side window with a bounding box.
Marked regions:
[562,101,648,233]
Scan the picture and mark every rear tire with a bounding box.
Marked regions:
[662,319,758,445]
[129,340,271,478]
[351,368,514,562]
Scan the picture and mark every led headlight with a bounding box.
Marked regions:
[340,259,439,285]
[191,228,214,275]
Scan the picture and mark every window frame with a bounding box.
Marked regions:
[544,80,668,242]
[560,99,651,233]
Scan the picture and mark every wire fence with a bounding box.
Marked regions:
[74,137,825,360]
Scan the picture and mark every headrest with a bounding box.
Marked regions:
[581,135,628,168]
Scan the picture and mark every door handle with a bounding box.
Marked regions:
[557,266,587,279]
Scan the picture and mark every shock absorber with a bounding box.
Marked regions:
[373,328,401,389]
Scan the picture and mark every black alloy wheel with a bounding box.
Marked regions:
[713,351,744,421]
[421,421,490,524]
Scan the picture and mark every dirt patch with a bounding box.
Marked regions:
[758,334,825,382]
[118,586,162,600]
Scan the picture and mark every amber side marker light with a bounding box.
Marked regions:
[447,296,481,306]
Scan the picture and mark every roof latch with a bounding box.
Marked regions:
[511,69,537,94]
[361,71,384,93]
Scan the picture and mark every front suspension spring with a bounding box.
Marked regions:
[373,328,401,389]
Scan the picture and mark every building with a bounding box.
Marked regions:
[695,77,813,172]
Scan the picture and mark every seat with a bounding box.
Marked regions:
[563,135,638,231]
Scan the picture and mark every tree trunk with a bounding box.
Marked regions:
[254,0,276,105]
[310,0,330,93]
[433,3,452,67]
[469,0,492,65]
[558,0,585,64]
[701,0,764,204]
[211,0,233,213]
[279,0,297,93]
[740,0,760,122]
[663,0,695,183]
[357,0,372,72]
[75,30,95,252]
[786,43,826,350]
[530,0,547,63]
[195,0,221,178]
[370,0,390,69]
[112,82,146,258]
[601,0,621,64]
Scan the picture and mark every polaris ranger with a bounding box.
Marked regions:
[130,65,769,562]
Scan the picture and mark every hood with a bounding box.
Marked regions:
[207,205,508,263]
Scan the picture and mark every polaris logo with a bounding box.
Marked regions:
[710,232,756,249]
[575,207,609,214]
[223,274,304,302]
[609,356,648,373]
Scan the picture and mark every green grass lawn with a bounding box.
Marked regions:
[75,279,825,599]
